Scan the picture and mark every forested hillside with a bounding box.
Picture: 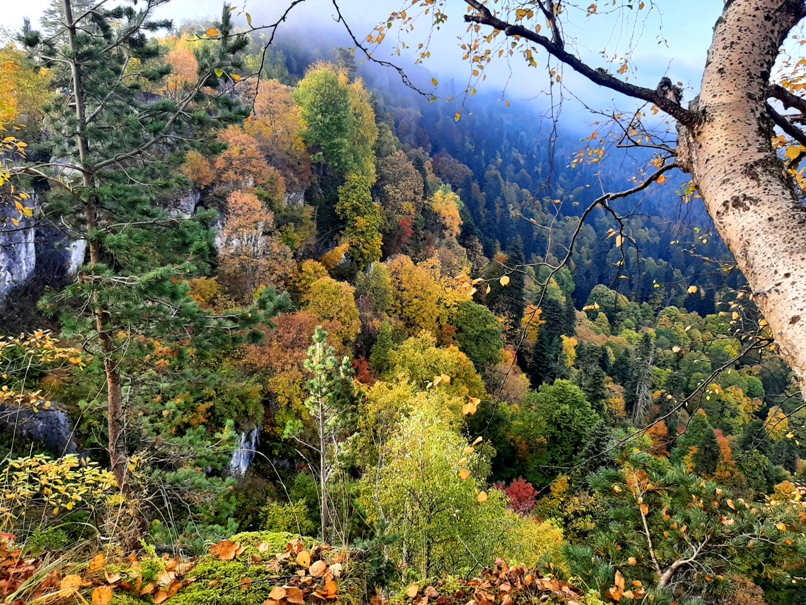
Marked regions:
[0,2,804,605]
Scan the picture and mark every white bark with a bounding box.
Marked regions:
[677,0,806,393]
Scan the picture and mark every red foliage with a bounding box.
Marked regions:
[495,477,537,515]
[352,356,376,386]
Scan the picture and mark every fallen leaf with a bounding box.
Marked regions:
[500,275,510,286]
[242,577,253,590]
[60,575,83,597]
[286,586,306,604]
[92,585,113,605]
[407,583,419,598]
[310,560,328,578]
[269,586,287,600]
[459,469,471,480]
[258,542,271,553]
[477,491,488,503]
[297,550,311,568]
[210,540,238,561]
[89,553,106,572]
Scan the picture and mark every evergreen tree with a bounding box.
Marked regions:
[672,412,721,476]
[632,333,655,428]
[370,321,394,373]
[18,1,275,487]
[283,326,355,543]
[526,298,565,387]
[562,294,577,336]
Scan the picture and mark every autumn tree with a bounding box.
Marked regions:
[217,190,293,300]
[244,78,311,193]
[375,0,806,398]
[13,1,271,487]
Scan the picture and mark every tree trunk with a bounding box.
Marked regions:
[677,0,806,393]
[63,0,127,488]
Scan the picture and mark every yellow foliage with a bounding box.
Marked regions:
[430,187,463,239]
[562,335,578,367]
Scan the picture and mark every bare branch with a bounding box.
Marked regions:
[461,0,696,125]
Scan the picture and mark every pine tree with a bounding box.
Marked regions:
[526,298,565,387]
[17,1,278,487]
[672,412,721,476]
[283,326,355,543]
[562,295,577,336]
[632,333,655,428]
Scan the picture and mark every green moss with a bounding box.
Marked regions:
[227,531,313,559]
[169,559,279,605]
[111,593,153,605]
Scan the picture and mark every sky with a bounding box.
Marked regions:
[1,0,724,120]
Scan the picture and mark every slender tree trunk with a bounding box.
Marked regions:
[319,394,328,544]
[63,0,127,488]
[678,0,806,394]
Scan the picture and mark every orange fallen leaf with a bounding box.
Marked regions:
[407,583,419,598]
[89,553,106,573]
[286,586,306,604]
[269,586,287,600]
[92,585,113,605]
[310,560,328,578]
[154,590,169,604]
[297,550,311,568]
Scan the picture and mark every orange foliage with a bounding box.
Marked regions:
[181,150,216,189]
[647,421,670,457]
[217,190,293,300]
[215,126,286,200]
[163,48,198,98]
[242,311,320,425]
[245,79,311,193]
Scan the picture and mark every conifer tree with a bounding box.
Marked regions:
[283,326,355,543]
[632,333,655,428]
[17,1,285,487]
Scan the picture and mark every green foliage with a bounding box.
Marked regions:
[337,173,383,269]
[450,301,503,369]
[517,381,601,487]
[576,452,806,600]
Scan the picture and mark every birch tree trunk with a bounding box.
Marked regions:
[462,0,806,395]
[677,0,806,393]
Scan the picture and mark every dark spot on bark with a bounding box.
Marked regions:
[784,273,791,278]
[790,315,801,325]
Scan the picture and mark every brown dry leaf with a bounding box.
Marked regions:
[614,570,625,590]
[477,491,488,503]
[140,582,156,595]
[177,562,195,575]
[208,579,221,588]
[154,590,169,604]
[425,586,439,598]
[60,575,84,597]
[407,583,419,598]
[157,570,175,586]
[92,585,113,605]
[242,577,253,591]
[609,586,623,602]
[264,600,280,605]
[310,560,328,578]
[105,571,122,585]
[325,579,339,598]
[258,542,271,553]
[269,586,287,600]
[501,595,513,605]
[89,553,106,573]
[286,586,306,604]
[459,469,471,480]
[210,540,238,561]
